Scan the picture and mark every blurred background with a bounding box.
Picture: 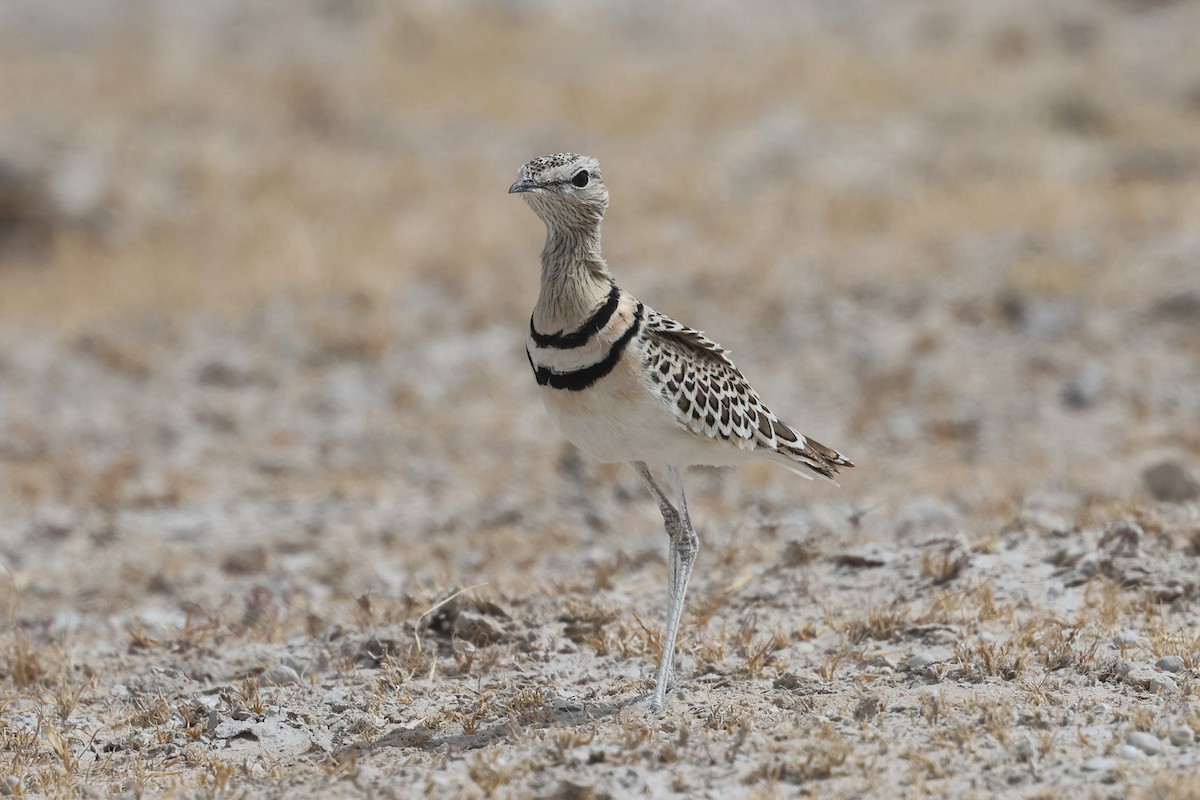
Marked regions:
[3,4,1200,791]
[1,0,1198,613]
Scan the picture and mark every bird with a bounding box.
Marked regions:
[509,153,853,714]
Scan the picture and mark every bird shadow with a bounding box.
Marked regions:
[332,691,648,761]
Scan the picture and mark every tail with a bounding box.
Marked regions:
[770,429,854,486]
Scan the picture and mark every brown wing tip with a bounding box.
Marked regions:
[806,438,854,470]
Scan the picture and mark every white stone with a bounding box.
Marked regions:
[1125,731,1163,756]
[262,664,301,686]
[1149,674,1177,695]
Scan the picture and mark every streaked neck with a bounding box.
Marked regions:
[534,223,614,333]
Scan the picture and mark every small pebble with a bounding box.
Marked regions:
[1169,728,1194,747]
[1155,289,1200,319]
[853,695,883,721]
[1121,665,1159,690]
[1113,631,1140,647]
[221,545,268,575]
[1113,659,1134,678]
[1062,364,1104,409]
[1099,521,1142,555]
[1155,655,1185,673]
[0,776,19,796]
[1149,674,1177,695]
[1125,731,1163,756]
[1081,756,1116,773]
[906,653,935,671]
[1142,460,1199,503]
[262,664,301,686]
[860,655,896,671]
[1115,744,1144,760]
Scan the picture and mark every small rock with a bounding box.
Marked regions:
[1062,364,1104,409]
[1149,674,1177,695]
[1169,727,1194,747]
[1155,655,1185,673]
[1142,460,1199,503]
[833,549,889,569]
[1047,545,1085,567]
[197,360,257,388]
[34,505,77,539]
[1113,631,1140,648]
[853,694,882,721]
[454,612,508,647]
[221,545,268,575]
[1075,555,1100,580]
[262,664,301,686]
[1125,731,1163,756]
[906,653,936,671]
[1081,756,1116,773]
[1,775,20,796]
[1099,522,1142,556]
[1013,735,1035,763]
[772,672,805,691]
[256,456,300,475]
[1115,744,1143,760]
[230,706,256,721]
[1154,290,1200,320]
[0,156,56,257]
[860,655,896,671]
[323,686,356,712]
[1121,665,1159,689]
[128,730,154,750]
[213,719,256,740]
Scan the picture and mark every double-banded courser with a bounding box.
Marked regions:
[510,153,853,713]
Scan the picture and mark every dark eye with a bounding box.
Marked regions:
[571,170,590,188]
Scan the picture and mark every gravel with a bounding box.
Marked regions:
[2,0,1199,798]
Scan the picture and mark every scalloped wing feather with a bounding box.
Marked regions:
[640,307,853,481]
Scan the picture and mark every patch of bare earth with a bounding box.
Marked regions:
[2,0,1199,797]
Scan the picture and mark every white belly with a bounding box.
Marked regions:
[538,355,751,468]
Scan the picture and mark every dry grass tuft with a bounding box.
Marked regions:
[1,0,1199,797]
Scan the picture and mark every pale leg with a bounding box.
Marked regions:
[633,463,698,714]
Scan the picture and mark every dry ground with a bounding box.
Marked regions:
[2,1,1200,797]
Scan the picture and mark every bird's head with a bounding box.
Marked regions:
[509,153,607,230]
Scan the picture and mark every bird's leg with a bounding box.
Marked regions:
[633,462,679,528]
[632,463,684,705]
[634,465,698,714]
[652,467,697,713]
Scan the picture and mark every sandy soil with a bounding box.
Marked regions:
[1,1,1199,797]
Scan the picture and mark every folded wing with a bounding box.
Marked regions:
[640,308,853,481]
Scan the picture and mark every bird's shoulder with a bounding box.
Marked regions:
[640,306,736,368]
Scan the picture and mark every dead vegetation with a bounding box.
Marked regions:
[1,0,1199,797]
